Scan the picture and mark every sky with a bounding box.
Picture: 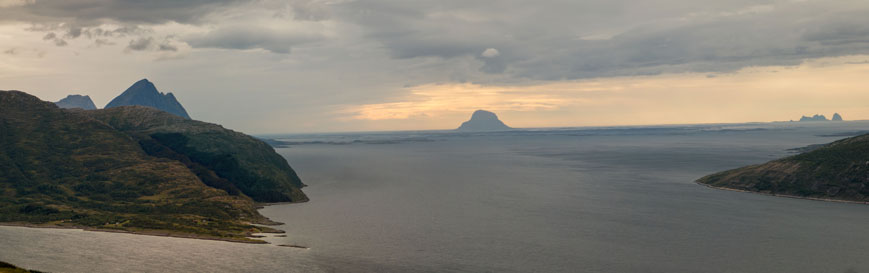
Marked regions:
[1,0,869,133]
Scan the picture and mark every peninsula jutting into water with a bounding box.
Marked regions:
[698,131,869,203]
[0,85,307,243]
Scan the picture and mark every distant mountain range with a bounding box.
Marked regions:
[105,79,191,119]
[54,94,96,110]
[51,79,192,120]
[457,110,512,131]
[698,132,869,203]
[0,90,306,242]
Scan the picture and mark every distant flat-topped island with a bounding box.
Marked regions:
[457,110,512,131]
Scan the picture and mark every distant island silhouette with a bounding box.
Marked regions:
[457,110,512,131]
[798,113,843,122]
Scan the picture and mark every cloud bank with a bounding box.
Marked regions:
[5,0,869,78]
[3,0,869,132]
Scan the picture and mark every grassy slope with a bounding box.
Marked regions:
[0,90,302,242]
[697,134,869,202]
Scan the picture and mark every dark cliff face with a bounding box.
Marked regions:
[457,110,512,131]
[0,90,306,240]
[54,94,97,110]
[105,79,191,119]
[698,133,869,202]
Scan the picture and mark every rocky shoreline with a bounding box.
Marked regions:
[696,181,869,205]
[0,203,297,245]
[0,221,280,245]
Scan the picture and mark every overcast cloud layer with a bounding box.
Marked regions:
[2,0,869,132]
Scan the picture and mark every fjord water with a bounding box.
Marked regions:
[3,122,869,272]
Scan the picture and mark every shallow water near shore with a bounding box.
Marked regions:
[4,121,869,272]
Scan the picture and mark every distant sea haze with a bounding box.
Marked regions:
[4,121,869,272]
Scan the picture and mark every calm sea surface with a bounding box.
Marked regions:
[3,121,869,272]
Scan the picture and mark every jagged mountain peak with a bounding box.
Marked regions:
[105,79,191,119]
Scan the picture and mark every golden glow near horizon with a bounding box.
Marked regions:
[343,55,869,130]
[346,83,572,120]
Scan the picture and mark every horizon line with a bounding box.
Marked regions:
[253,119,869,136]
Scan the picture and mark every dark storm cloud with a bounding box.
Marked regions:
[335,0,869,80]
[42,32,67,46]
[287,0,332,21]
[2,0,321,53]
[93,39,115,47]
[123,36,179,52]
[126,37,152,51]
[185,25,321,54]
[1,0,243,51]
[0,0,241,25]
[158,43,178,52]
[6,0,869,80]
[64,27,82,38]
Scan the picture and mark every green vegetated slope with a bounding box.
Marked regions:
[0,90,307,242]
[83,105,308,203]
[698,133,869,202]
